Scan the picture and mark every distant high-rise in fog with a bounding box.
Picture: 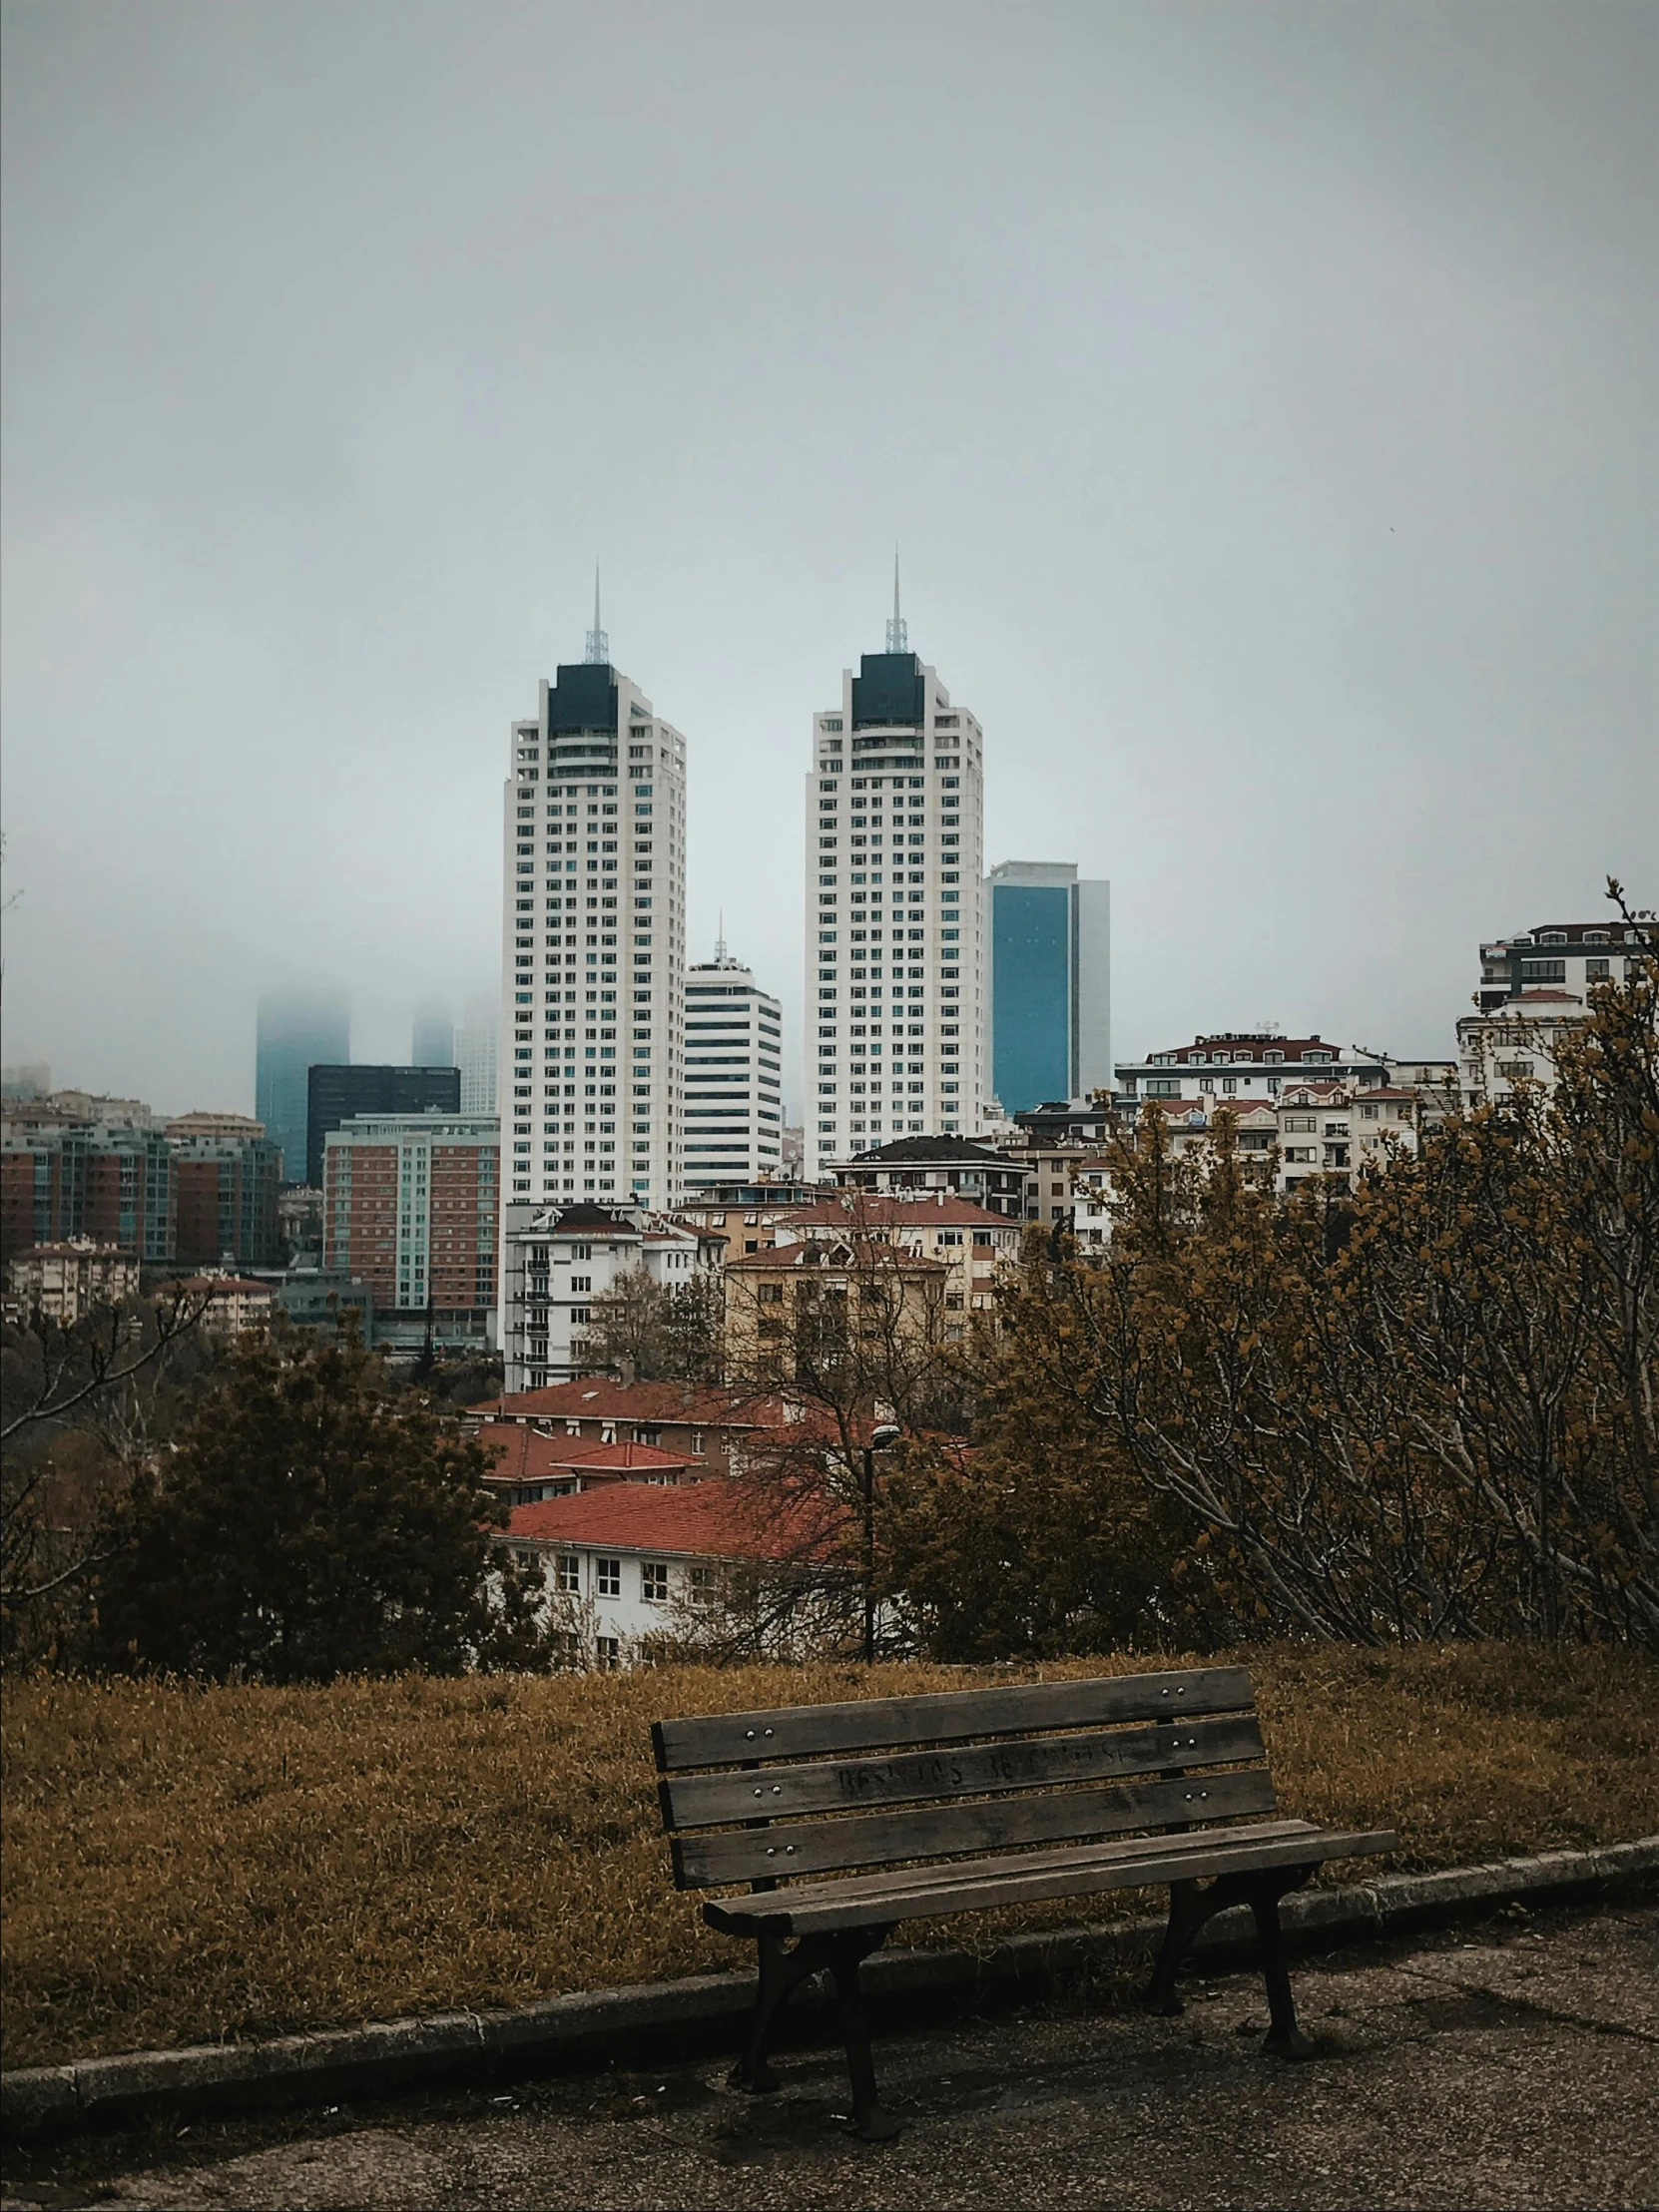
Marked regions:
[256,989,349,1187]
[411,999,455,1067]
[456,1001,498,1115]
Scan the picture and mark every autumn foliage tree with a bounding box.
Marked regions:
[900,885,1657,1653]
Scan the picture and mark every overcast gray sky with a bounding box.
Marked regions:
[3,0,1654,1120]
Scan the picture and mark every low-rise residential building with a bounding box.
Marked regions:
[277,1185,324,1262]
[468,1379,793,1476]
[498,1480,835,1666]
[499,1202,725,1391]
[1114,1033,1389,1115]
[672,1195,821,1260]
[273,1266,375,1342]
[830,1135,1028,1219]
[477,1420,697,1504]
[322,1110,499,1352]
[5,1241,139,1325]
[1474,919,1656,1013]
[172,1275,276,1335]
[1456,988,1590,1107]
[761,1192,1020,1317]
[725,1236,950,1374]
[1010,1098,1114,1146]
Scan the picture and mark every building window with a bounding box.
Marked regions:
[554,1551,579,1593]
[594,1635,620,1668]
[642,1561,669,1603]
[595,1556,622,1598]
[688,1565,716,1607]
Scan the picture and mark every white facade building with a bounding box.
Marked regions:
[805,590,986,1182]
[456,1000,499,1115]
[1114,1031,1390,1112]
[500,1201,723,1393]
[497,1480,811,1667]
[1474,919,1654,1013]
[681,950,783,1189]
[1456,988,1589,1107]
[499,610,687,1223]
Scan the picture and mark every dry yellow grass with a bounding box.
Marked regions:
[3,1644,1654,2070]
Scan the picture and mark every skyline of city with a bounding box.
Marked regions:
[7,580,1647,1135]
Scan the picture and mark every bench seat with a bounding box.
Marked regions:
[653,1665,1393,2139]
[704,1817,1393,1936]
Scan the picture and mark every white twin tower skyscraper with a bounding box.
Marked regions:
[498,570,1003,1218]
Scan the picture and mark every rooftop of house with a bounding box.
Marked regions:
[469,1380,791,1428]
[475,1422,693,1484]
[841,1136,1010,1167]
[1126,1035,1382,1068]
[725,1239,949,1274]
[504,1479,838,1562]
[778,1193,1018,1232]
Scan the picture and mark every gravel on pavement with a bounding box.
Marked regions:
[5,1896,1656,2212]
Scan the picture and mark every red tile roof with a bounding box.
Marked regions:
[475,1422,691,1484]
[469,1380,792,1428]
[779,1194,1016,1231]
[505,1479,839,1561]
[726,1240,948,1274]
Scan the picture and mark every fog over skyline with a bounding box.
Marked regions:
[3,0,1653,1121]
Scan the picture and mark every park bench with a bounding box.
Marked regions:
[653,1664,1393,2139]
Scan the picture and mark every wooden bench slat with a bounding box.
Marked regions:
[708,1822,1336,1929]
[672,1764,1277,1889]
[704,1817,1326,1918]
[662,1713,1267,1831]
[652,1667,1256,1773]
[703,1823,1396,1937]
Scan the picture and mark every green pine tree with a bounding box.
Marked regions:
[95,1324,511,1681]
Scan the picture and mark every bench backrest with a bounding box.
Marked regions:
[653,1665,1271,1892]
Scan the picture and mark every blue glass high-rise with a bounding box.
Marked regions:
[986,863,1110,1115]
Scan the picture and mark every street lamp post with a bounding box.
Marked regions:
[861,1422,901,1664]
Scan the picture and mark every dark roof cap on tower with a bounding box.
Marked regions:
[851,652,923,730]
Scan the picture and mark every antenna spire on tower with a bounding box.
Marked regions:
[585,565,609,664]
[716,908,728,963]
[886,545,907,652]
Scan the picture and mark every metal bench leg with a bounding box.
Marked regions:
[1142,1877,1223,2014]
[1247,1868,1317,2060]
[730,1932,831,2094]
[830,1929,899,2142]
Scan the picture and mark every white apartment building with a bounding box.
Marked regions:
[1114,1031,1390,1112]
[806,589,986,1182]
[496,1480,819,1667]
[681,950,783,1190]
[500,1201,724,1393]
[1474,918,1655,1013]
[456,1000,499,1115]
[1456,989,1589,1107]
[499,610,687,1227]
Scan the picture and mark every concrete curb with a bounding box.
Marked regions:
[5,1836,1655,2137]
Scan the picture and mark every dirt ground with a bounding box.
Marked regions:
[5,1896,1656,2212]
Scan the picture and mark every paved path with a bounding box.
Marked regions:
[7,1899,1657,2211]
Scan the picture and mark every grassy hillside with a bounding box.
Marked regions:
[4,1643,1654,2069]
